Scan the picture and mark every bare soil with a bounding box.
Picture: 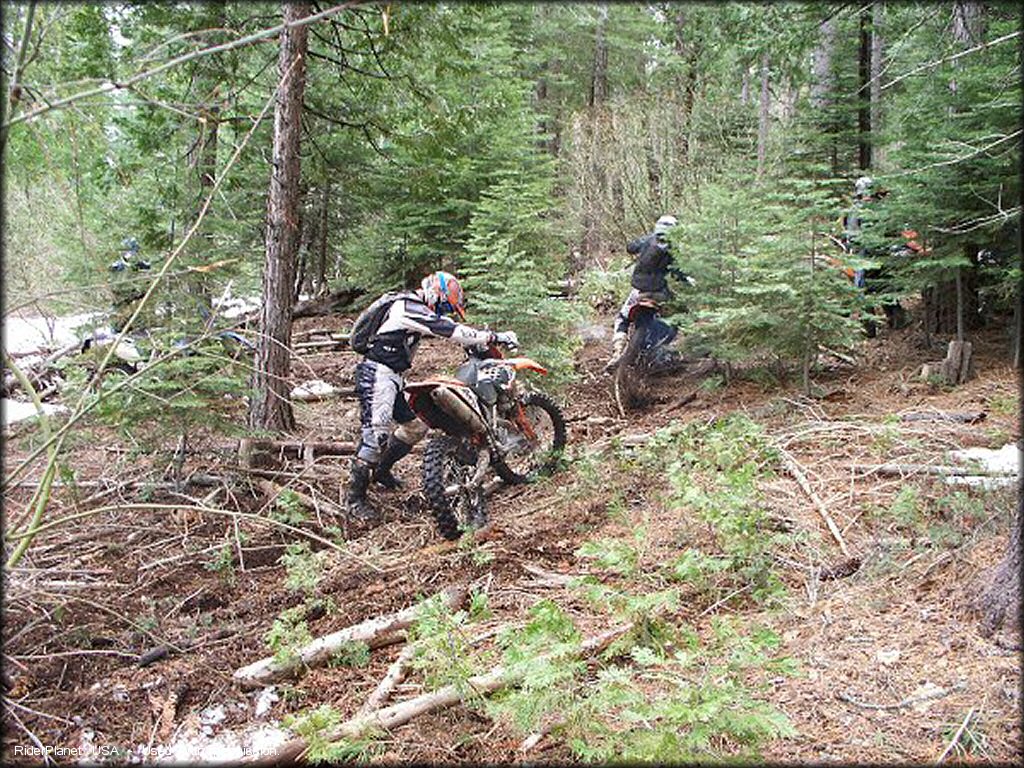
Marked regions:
[2,312,1020,764]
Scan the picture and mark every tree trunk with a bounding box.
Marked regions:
[581,5,610,258]
[248,1,310,434]
[315,179,330,296]
[588,4,609,109]
[977,493,1021,637]
[672,8,699,168]
[949,2,985,108]
[185,0,227,306]
[756,52,770,178]
[870,2,885,168]
[858,5,872,169]
[811,14,839,174]
[811,16,834,109]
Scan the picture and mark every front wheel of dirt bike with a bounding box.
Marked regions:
[422,436,487,540]
[613,325,647,416]
[493,391,567,484]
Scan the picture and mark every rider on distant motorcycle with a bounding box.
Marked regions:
[109,237,153,332]
[605,215,693,371]
[347,271,519,522]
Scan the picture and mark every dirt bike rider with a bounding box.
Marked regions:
[346,270,520,522]
[109,237,152,332]
[605,214,694,371]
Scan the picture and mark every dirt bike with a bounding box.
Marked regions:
[405,342,567,540]
[613,295,680,416]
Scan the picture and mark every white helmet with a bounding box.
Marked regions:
[654,215,678,236]
[854,176,874,198]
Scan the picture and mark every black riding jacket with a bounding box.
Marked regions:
[627,233,687,294]
[366,295,495,373]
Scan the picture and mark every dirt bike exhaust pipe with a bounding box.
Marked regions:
[430,387,487,435]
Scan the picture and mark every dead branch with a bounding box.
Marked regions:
[254,478,344,517]
[899,410,986,424]
[851,463,1017,478]
[137,627,236,667]
[355,642,418,718]
[838,681,966,711]
[248,620,635,764]
[936,707,977,763]
[238,438,355,469]
[776,447,851,557]
[232,585,468,689]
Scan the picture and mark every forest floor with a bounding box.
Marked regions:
[2,307,1020,765]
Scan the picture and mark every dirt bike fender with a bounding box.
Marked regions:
[504,357,548,374]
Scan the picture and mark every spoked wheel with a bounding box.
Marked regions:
[493,392,567,484]
[613,327,650,416]
[422,436,487,540]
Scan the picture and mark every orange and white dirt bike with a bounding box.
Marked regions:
[405,342,567,540]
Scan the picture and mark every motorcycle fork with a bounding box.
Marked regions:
[513,402,538,442]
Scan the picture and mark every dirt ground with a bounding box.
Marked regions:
[2,308,1020,764]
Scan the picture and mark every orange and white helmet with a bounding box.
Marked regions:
[420,270,466,320]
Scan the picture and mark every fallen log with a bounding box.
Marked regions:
[777,447,851,557]
[851,463,1017,478]
[292,288,364,320]
[238,438,356,469]
[355,642,419,719]
[248,620,635,764]
[900,410,986,424]
[293,339,348,353]
[232,585,468,689]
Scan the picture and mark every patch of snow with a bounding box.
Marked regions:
[200,705,227,727]
[254,686,279,718]
[3,312,103,355]
[950,443,1020,474]
[946,443,1020,488]
[875,649,900,666]
[156,722,292,764]
[2,399,69,431]
[213,289,261,320]
[291,379,340,400]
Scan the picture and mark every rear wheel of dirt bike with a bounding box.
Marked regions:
[422,436,487,540]
[493,392,567,484]
[613,325,648,416]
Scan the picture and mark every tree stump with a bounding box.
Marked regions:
[920,340,974,385]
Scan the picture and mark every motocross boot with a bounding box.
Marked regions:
[373,437,413,490]
[604,332,628,372]
[346,459,378,522]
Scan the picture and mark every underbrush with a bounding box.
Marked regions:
[282,412,803,762]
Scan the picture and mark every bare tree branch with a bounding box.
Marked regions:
[1,0,364,133]
[880,30,1020,92]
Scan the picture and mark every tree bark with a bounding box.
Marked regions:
[672,8,699,167]
[977,493,1021,637]
[588,4,609,109]
[949,2,985,109]
[811,16,834,109]
[756,52,770,178]
[248,2,310,433]
[858,5,872,169]
[315,180,330,296]
[185,0,227,305]
[870,2,885,167]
